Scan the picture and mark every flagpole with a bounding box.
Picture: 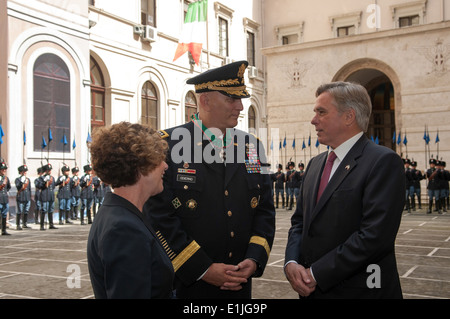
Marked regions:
[424,124,429,205]
[436,128,440,159]
[404,129,408,158]
[293,134,296,165]
[62,129,66,164]
[23,123,26,164]
[0,117,3,159]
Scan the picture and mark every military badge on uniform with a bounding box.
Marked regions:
[172,197,182,209]
[250,196,259,208]
[186,199,197,210]
[245,143,261,174]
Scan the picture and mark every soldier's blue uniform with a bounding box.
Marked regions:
[426,159,441,214]
[437,160,448,213]
[56,165,73,224]
[0,161,11,235]
[404,159,414,212]
[15,164,31,229]
[443,161,450,211]
[285,162,296,210]
[273,165,285,208]
[34,167,43,224]
[80,164,94,225]
[35,163,57,230]
[92,176,104,218]
[144,61,275,299]
[410,161,424,210]
[70,166,81,220]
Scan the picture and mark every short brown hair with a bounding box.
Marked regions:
[89,122,168,188]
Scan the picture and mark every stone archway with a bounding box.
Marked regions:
[333,59,402,151]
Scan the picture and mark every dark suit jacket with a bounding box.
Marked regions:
[87,192,174,298]
[285,135,405,298]
[145,120,275,299]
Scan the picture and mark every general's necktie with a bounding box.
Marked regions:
[316,151,337,203]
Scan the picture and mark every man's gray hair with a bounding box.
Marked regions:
[316,81,372,132]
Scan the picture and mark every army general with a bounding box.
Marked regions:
[144,61,275,299]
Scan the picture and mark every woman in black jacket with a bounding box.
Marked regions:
[87,121,173,299]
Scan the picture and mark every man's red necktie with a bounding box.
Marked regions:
[317,151,337,202]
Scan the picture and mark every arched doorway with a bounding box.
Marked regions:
[333,59,402,152]
[346,69,395,150]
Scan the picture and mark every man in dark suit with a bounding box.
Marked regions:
[285,82,405,299]
[145,61,275,299]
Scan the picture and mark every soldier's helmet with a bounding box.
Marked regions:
[61,165,70,173]
[43,163,52,172]
[83,164,92,172]
[18,164,28,173]
[0,161,8,170]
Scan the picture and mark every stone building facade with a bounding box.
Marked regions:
[262,0,450,173]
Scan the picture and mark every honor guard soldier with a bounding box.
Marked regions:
[437,160,448,213]
[286,161,296,210]
[0,161,11,235]
[56,164,73,224]
[70,166,81,220]
[145,61,276,299]
[274,164,285,208]
[443,161,450,211]
[15,165,31,229]
[92,173,103,218]
[404,159,414,213]
[410,161,424,210]
[36,163,57,230]
[426,158,441,214]
[80,164,94,224]
[34,167,43,224]
[293,162,305,202]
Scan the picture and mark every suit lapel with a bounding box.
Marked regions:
[310,136,368,223]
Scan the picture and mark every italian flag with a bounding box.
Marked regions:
[173,0,208,65]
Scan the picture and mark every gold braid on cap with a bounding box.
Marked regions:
[238,63,246,84]
[195,78,248,96]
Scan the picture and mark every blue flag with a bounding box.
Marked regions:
[41,136,47,149]
[270,140,273,151]
[283,137,286,148]
[61,134,68,145]
[392,131,396,144]
[403,134,407,145]
[48,128,53,142]
[292,138,295,149]
[0,124,4,145]
[315,139,319,148]
[86,131,92,143]
[397,132,402,145]
[436,132,440,143]
[302,139,306,150]
[72,138,76,150]
[423,128,429,144]
[375,136,379,145]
